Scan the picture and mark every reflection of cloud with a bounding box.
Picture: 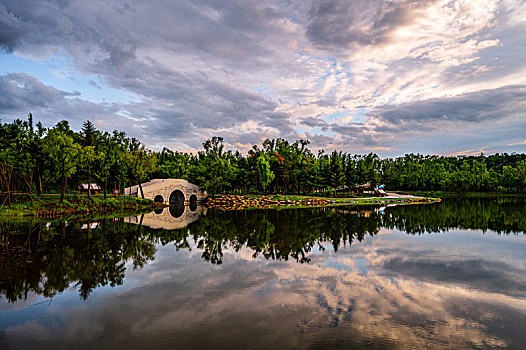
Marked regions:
[380,257,526,298]
[3,229,526,349]
[0,293,41,311]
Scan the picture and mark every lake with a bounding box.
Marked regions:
[1,196,526,349]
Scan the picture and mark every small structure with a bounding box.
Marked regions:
[78,183,100,195]
[375,184,387,197]
[356,182,373,195]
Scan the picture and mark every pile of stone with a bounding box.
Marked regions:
[204,194,440,211]
[204,195,333,210]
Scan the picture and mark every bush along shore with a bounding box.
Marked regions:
[204,194,441,210]
[0,195,166,218]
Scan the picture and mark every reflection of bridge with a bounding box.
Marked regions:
[125,205,207,230]
[123,179,207,205]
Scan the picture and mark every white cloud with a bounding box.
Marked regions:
[0,0,525,155]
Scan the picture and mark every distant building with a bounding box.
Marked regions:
[78,183,100,195]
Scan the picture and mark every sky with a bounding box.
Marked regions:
[0,0,525,157]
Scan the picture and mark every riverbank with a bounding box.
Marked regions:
[0,195,166,218]
[396,190,526,198]
[205,194,440,210]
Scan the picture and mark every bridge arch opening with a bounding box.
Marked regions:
[169,190,185,205]
[153,195,164,203]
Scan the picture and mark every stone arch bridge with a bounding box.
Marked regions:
[124,179,207,205]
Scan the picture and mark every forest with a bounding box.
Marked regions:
[1,115,526,203]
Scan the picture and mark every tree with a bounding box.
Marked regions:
[43,128,81,203]
[80,146,101,199]
[257,155,274,193]
[125,142,157,198]
[81,120,97,147]
[329,151,345,190]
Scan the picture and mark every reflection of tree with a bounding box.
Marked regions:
[2,196,525,302]
[382,196,526,234]
[186,207,383,264]
[0,219,157,302]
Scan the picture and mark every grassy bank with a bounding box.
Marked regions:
[0,194,165,218]
[394,191,526,198]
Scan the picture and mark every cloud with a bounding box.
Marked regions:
[0,3,23,52]
[299,116,329,128]
[0,0,525,154]
[0,72,130,134]
[306,0,432,50]
[0,73,78,110]
[509,139,526,146]
[370,85,526,126]
[0,1,303,149]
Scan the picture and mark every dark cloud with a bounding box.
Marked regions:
[0,73,78,110]
[0,0,297,148]
[0,71,292,149]
[306,0,434,50]
[300,116,328,128]
[0,72,124,133]
[0,0,291,70]
[370,85,526,125]
[0,4,22,52]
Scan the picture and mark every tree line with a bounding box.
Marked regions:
[0,115,155,204]
[1,115,526,202]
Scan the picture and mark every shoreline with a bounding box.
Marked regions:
[3,192,475,218]
[0,195,166,218]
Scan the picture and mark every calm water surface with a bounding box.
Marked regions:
[1,196,526,349]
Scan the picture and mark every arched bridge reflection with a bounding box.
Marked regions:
[125,205,207,230]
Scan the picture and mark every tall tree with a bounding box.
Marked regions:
[43,128,81,203]
[80,146,101,199]
[257,155,274,193]
[81,120,97,147]
[125,141,157,198]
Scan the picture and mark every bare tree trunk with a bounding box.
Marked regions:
[60,174,66,203]
[38,167,43,198]
[5,169,12,205]
[138,181,145,199]
[104,179,107,199]
[87,174,91,199]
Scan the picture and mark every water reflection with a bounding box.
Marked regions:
[1,196,526,349]
[125,204,206,230]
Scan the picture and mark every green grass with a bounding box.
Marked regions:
[393,191,526,198]
[0,194,164,218]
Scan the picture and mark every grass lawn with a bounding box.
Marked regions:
[0,194,163,217]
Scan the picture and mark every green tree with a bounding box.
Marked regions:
[125,141,157,198]
[329,150,345,190]
[43,127,81,203]
[80,146,101,199]
[257,155,274,193]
